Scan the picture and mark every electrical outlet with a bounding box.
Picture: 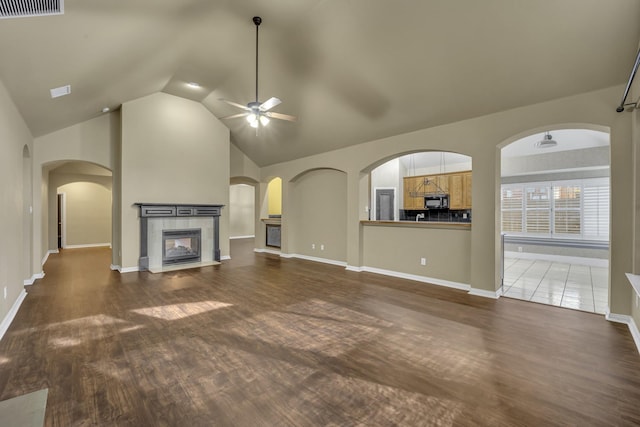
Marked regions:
[420,257,426,266]
[320,245,325,251]
[312,244,315,250]
[518,246,523,252]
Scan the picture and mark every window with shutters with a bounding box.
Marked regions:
[501,178,609,240]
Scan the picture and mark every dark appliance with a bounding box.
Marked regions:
[424,194,449,209]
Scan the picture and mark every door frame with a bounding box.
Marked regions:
[57,192,66,249]
[374,187,397,221]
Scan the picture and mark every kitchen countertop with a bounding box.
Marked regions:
[361,220,471,230]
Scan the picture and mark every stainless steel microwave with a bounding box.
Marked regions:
[425,194,449,209]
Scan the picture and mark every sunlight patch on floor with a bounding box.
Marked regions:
[131,300,232,320]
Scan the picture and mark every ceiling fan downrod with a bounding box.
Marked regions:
[253,16,261,103]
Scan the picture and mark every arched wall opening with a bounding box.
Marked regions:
[45,161,113,252]
[498,126,610,314]
[369,151,473,222]
[229,177,257,240]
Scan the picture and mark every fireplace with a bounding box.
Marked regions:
[162,229,201,265]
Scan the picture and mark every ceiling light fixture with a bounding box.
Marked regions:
[187,82,200,88]
[535,131,558,149]
[102,107,110,113]
[218,16,297,131]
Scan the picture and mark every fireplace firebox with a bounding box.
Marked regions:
[162,229,201,265]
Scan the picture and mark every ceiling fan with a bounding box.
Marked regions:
[219,16,297,129]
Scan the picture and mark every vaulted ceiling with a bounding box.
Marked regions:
[0,0,638,166]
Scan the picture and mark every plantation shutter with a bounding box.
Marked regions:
[553,183,581,236]
[583,178,610,240]
[501,186,523,233]
[525,185,551,235]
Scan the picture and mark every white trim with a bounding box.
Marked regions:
[287,254,347,267]
[345,265,363,272]
[110,264,120,271]
[230,235,255,240]
[254,248,281,256]
[504,251,608,268]
[41,249,58,266]
[118,266,140,273]
[360,266,470,291]
[63,243,111,249]
[220,255,231,261]
[0,289,27,341]
[23,272,44,285]
[606,311,640,355]
[469,287,502,299]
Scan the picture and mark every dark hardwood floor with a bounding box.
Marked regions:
[1,238,640,426]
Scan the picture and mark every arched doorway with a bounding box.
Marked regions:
[46,161,113,253]
[499,129,610,314]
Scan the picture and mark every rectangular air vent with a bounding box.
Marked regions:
[1,0,64,19]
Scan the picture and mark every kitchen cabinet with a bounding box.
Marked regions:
[403,171,472,211]
[403,176,424,209]
[463,172,472,209]
[449,174,464,209]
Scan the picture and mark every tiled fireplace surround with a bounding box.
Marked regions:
[135,203,223,273]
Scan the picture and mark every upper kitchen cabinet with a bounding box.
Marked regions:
[448,172,472,210]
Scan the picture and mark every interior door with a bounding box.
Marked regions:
[57,194,62,249]
[376,189,395,221]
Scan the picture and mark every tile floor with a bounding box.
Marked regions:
[502,257,608,314]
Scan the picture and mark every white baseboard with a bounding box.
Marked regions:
[23,271,45,286]
[41,249,58,266]
[469,287,502,299]
[118,266,140,273]
[230,235,255,240]
[287,253,347,267]
[220,255,231,261]
[63,243,111,249]
[606,311,640,355]
[504,251,608,268]
[345,265,363,272]
[360,266,470,292]
[110,264,120,271]
[254,248,281,256]
[0,289,27,341]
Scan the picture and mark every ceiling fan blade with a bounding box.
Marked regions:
[219,98,250,111]
[221,112,249,120]
[259,97,281,112]
[265,111,297,122]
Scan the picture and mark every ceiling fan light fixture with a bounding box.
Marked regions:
[246,113,257,124]
[249,118,259,128]
[259,115,270,126]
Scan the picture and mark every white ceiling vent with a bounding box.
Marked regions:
[0,0,64,19]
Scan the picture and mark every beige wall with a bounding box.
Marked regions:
[288,169,348,261]
[0,78,33,322]
[363,225,471,284]
[33,114,115,273]
[57,180,112,247]
[261,86,636,312]
[229,184,255,238]
[230,143,260,181]
[120,93,230,269]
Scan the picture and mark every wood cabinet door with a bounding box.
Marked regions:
[403,176,424,209]
[449,174,464,209]
[463,172,472,209]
